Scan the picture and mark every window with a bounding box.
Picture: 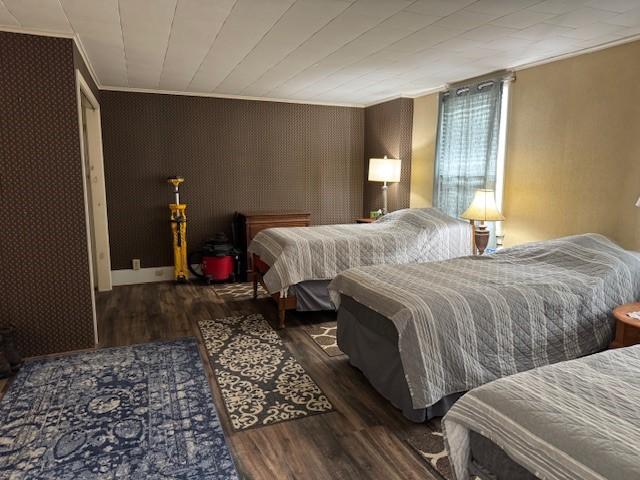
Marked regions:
[433,74,510,246]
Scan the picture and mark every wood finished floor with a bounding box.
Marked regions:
[91,282,438,480]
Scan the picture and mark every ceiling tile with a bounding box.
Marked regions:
[546,6,618,27]
[381,24,457,54]
[0,1,19,26]
[464,0,542,17]
[4,0,640,105]
[490,9,556,29]
[460,24,519,42]
[187,0,296,92]
[529,0,590,15]
[61,0,127,86]
[267,11,441,96]
[605,6,640,27]
[240,0,413,97]
[559,20,626,39]
[485,34,538,51]
[511,22,577,39]
[215,0,353,94]
[4,0,71,32]
[119,0,177,87]
[404,0,475,17]
[585,0,640,13]
[158,0,235,91]
[430,10,502,31]
[527,34,584,53]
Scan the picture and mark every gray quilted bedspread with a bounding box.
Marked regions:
[248,208,471,294]
[444,345,640,480]
[329,234,640,409]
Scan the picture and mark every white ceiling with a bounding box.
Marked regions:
[2,0,640,106]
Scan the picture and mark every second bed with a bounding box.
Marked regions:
[329,233,640,421]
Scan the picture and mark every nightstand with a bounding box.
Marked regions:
[609,303,640,349]
[356,218,376,224]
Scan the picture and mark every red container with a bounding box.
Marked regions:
[202,255,234,281]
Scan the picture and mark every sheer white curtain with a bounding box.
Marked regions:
[433,79,503,218]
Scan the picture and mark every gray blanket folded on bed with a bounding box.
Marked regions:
[328,234,640,410]
[248,208,471,294]
[444,345,640,480]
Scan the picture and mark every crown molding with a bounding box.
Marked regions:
[4,25,640,108]
[100,85,365,108]
[362,88,445,108]
[0,25,363,108]
[383,34,640,102]
[0,25,74,39]
[510,33,640,72]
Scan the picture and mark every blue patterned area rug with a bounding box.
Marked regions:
[199,314,334,431]
[0,338,239,479]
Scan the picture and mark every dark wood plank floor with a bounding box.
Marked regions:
[93,282,436,480]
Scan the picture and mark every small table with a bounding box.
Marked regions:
[355,218,376,223]
[609,303,640,349]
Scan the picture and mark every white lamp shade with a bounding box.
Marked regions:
[368,156,401,183]
[636,196,640,207]
[460,189,505,221]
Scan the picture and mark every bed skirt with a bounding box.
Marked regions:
[337,294,464,422]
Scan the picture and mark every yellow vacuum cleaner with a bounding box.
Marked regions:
[168,177,188,282]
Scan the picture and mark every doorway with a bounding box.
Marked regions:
[76,71,112,345]
[80,94,99,288]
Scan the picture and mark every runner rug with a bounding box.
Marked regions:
[199,313,333,431]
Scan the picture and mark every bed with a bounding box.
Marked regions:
[443,344,640,480]
[328,233,640,421]
[247,208,472,327]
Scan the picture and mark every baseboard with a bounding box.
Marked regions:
[111,266,177,286]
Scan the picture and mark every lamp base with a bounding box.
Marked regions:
[382,182,388,215]
[473,224,490,255]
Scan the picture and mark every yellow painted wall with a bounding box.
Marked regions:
[410,40,640,251]
[504,40,640,250]
[409,92,439,208]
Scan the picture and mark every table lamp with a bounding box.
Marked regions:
[461,189,505,255]
[368,156,401,214]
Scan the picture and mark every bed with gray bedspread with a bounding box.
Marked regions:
[444,345,640,480]
[329,234,640,412]
[248,208,471,295]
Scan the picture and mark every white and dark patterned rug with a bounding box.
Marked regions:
[213,281,268,301]
[199,314,334,431]
[406,419,479,480]
[303,322,343,357]
[0,338,238,479]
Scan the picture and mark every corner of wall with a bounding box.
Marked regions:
[409,93,439,208]
[363,97,414,215]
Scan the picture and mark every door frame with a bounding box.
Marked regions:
[76,70,112,345]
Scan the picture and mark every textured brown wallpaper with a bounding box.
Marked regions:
[363,97,414,215]
[0,32,95,357]
[101,92,364,269]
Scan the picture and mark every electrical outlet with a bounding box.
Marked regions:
[132,259,141,270]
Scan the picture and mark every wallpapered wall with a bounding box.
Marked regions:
[363,98,414,215]
[101,92,365,269]
[0,32,95,357]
